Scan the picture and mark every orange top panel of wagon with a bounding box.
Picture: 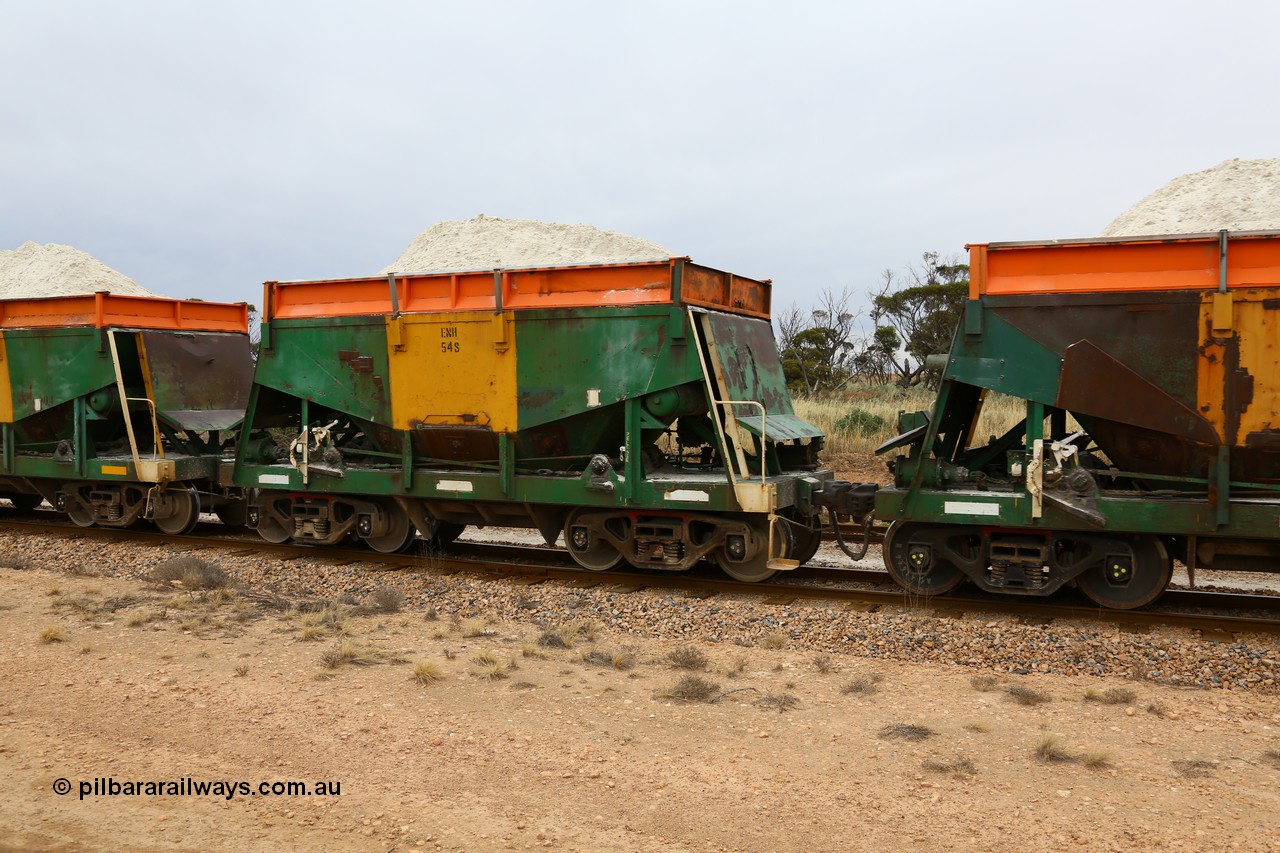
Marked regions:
[968,231,1280,298]
[267,259,772,321]
[0,292,249,333]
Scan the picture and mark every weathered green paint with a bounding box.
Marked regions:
[254,316,393,427]
[238,457,801,513]
[945,309,1062,404]
[514,306,702,430]
[875,484,1280,540]
[1,328,116,422]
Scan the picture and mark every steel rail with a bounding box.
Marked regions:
[2,518,1278,637]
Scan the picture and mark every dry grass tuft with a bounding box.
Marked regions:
[1145,701,1169,718]
[878,723,935,741]
[126,610,162,628]
[658,675,721,703]
[462,622,499,639]
[472,650,514,680]
[233,665,249,677]
[1083,752,1112,770]
[477,662,509,681]
[841,672,885,696]
[759,631,788,650]
[1262,749,1280,769]
[298,625,327,642]
[721,657,748,678]
[1084,686,1136,705]
[412,660,445,685]
[151,557,230,590]
[754,693,800,713]
[319,640,385,669]
[666,646,708,670]
[38,626,66,644]
[0,555,35,570]
[812,654,835,674]
[923,756,976,777]
[536,628,570,649]
[1171,759,1216,778]
[581,649,635,670]
[969,674,1000,692]
[365,585,404,614]
[569,618,602,642]
[1005,684,1050,706]
[1035,734,1075,763]
[963,722,992,734]
[536,619,600,650]
[795,387,1026,462]
[298,605,349,640]
[423,606,439,621]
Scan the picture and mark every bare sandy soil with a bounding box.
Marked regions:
[2,564,1279,853]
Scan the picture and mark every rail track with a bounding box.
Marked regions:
[3,514,1279,640]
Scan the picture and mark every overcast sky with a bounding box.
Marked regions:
[3,0,1279,316]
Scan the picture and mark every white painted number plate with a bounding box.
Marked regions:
[943,501,1000,517]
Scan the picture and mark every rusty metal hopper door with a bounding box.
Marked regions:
[137,331,254,431]
[693,310,822,442]
[691,309,823,489]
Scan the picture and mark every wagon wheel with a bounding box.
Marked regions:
[64,490,96,528]
[255,515,292,544]
[715,520,793,583]
[366,503,417,554]
[1076,536,1170,610]
[785,512,823,566]
[563,508,623,571]
[153,485,201,535]
[883,521,967,596]
[251,491,292,544]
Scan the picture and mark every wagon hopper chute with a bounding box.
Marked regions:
[237,258,831,580]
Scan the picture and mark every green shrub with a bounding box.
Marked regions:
[832,408,888,437]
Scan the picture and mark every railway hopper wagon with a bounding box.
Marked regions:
[870,230,1280,609]
[0,292,254,532]
[236,259,835,581]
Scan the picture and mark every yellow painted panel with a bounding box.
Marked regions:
[101,465,128,476]
[0,333,12,423]
[1198,289,1280,444]
[385,312,517,432]
[1235,291,1280,441]
[1196,294,1227,440]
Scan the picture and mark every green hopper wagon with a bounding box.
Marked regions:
[0,292,254,533]
[871,230,1280,608]
[236,258,831,581]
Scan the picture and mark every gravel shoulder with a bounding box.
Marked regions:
[2,530,1279,852]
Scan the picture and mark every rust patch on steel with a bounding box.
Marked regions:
[1057,340,1219,444]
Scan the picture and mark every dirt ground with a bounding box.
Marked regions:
[2,564,1279,853]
